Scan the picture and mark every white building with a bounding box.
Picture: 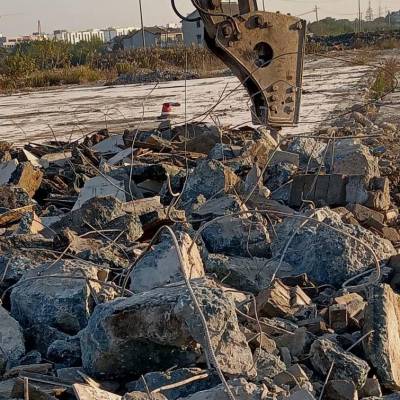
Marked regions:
[122,26,183,50]
[102,27,137,43]
[0,33,49,48]
[182,2,238,46]
[53,26,137,44]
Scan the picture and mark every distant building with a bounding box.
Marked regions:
[182,2,239,46]
[122,26,183,50]
[53,26,138,44]
[387,10,400,25]
[0,33,48,48]
[54,29,104,44]
[102,27,137,43]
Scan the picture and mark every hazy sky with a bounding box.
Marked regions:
[1,0,399,37]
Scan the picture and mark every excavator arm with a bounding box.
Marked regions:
[191,0,306,128]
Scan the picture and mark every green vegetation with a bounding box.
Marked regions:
[0,39,224,92]
[0,27,399,92]
[308,17,397,36]
[369,57,400,100]
[0,38,106,92]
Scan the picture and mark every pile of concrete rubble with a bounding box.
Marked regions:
[309,30,400,50]
[0,109,400,400]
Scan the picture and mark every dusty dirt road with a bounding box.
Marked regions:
[0,54,373,144]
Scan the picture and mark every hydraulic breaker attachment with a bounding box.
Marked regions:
[193,0,306,128]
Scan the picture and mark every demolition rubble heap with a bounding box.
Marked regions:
[0,108,400,400]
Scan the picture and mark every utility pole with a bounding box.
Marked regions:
[138,0,146,48]
[262,0,265,12]
[365,0,373,21]
[314,5,319,22]
[358,0,362,33]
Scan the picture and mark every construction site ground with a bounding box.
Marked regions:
[2,48,399,144]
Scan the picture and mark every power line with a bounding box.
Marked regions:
[365,0,374,21]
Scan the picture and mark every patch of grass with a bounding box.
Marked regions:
[101,47,225,74]
[305,41,328,54]
[372,38,400,50]
[369,57,400,100]
[352,50,374,65]
[28,66,104,87]
[0,66,109,92]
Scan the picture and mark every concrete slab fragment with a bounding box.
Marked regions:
[72,175,126,211]
[92,135,124,155]
[0,159,19,186]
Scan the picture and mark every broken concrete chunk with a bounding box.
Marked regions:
[335,293,366,320]
[107,147,135,165]
[180,127,222,154]
[123,392,167,400]
[346,203,384,224]
[91,134,124,154]
[16,211,43,235]
[270,150,300,167]
[24,324,69,356]
[271,208,396,287]
[366,189,391,212]
[0,256,39,294]
[0,204,35,227]
[359,377,383,398]
[11,161,43,197]
[254,349,286,383]
[46,336,82,368]
[201,216,270,258]
[126,368,219,400]
[291,286,312,307]
[11,260,104,335]
[287,137,327,169]
[107,213,144,243]
[178,378,262,400]
[0,186,32,209]
[191,195,244,221]
[253,279,293,318]
[329,304,348,331]
[352,111,374,127]
[73,175,126,210]
[123,196,163,215]
[346,175,369,205]
[363,284,400,390]
[0,159,19,186]
[40,151,72,168]
[180,160,240,210]
[205,254,293,294]
[273,364,310,389]
[241,135,277,168]
[73,383,122,400]
[0,306,25,374]
[324,380,358,400]
[284,389,316,399]
[51,196,127,234]
[242,327,277,354]
[274,327,311,358]
[20,149,42,168]
[289,174,347,208]
[310,339,369,389]
[81,279,254,380]
[129,231,204,293]
[328,141,380,180]
[208,143,242,161]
